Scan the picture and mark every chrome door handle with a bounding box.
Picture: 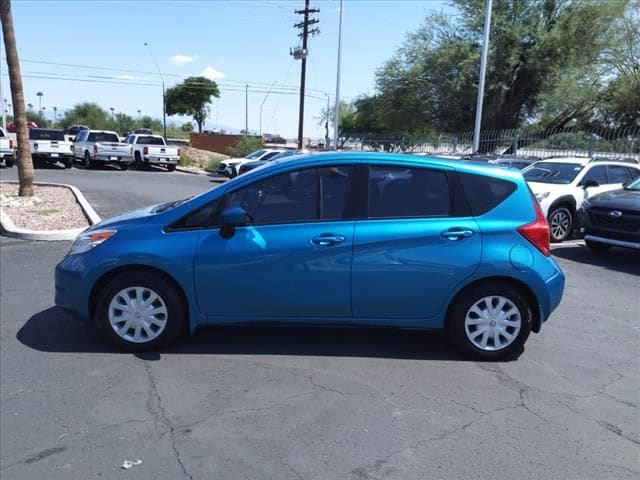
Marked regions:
[441,228,474,240]
[312,233,345,246]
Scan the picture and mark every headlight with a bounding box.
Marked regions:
[68,229,117,255]
[534,192,550,202]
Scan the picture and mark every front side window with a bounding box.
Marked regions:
[367,165,451,218]
[246,149,267,160]
[581,165,607,185]
[226,165,353,225]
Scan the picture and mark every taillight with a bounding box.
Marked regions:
[177,148,181,156]
[93,144,97,153]
[9,139,13,149]
[143,146,148,155]
[518,201,550,256]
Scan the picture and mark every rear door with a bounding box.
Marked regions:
[352,163,481,319]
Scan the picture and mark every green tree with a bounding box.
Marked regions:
[358,0,630,142]
[58,102,111,130]
[227,135,263,157]
[180,122,194,132]
[26,107,48,127]
[165,76,220,133]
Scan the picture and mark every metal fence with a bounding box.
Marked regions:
[339,126,640,160]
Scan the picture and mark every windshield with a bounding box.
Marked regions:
[88,132,120,143]
[29,129,65,141]
[523,162,584,184]
[625,177,640,191]
[245,149,267,159]
[136,136,165,145]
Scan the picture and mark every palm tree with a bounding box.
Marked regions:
[110,107,115,120]
[53,106,57,124]
[1,0,33,196]
[27,103,32,110]
[36,91,43,111]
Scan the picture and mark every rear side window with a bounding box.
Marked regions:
[458,172,516,216]
[88,132,119,143]
[29,129,65,141]
[136,136,165,145]
[606,165,633,184]
[368,165,451,218]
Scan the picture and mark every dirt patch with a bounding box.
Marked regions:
[0,183,89,231]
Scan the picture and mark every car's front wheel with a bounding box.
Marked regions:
[95,271,185,351]
[548,206,573,242]
[448,282,532,361]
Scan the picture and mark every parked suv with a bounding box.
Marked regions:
[575,176,640,252]
[217,149,284,178]
[523,157,640,242]
[55,152,564,360]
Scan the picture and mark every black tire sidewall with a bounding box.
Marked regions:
[95,272,185,352]
[448,283,532,361]
[549,207,573,242]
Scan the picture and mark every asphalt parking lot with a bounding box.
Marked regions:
[1,165,639,479]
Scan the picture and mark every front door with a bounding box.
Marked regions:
[193,164,356,319]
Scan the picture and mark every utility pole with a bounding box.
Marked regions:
[291,0,319,149]
[245,84,249,134]
[0,41,4,131]
[325,93,330,149]
[144,42,167,140]
[260,81,277,136]
[472,0,492,154]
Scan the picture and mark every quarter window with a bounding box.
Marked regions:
[367,165,451,218]
[606,165,632,184]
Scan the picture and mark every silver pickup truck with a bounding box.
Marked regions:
[125,134,180,171]
[30,128,74,168]
[0,128,14,167]
[73,129,133,170]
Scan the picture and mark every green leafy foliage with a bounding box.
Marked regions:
[227,136,263,158]
[165,76,220,133]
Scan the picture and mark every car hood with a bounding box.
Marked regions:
[588,188,640,210]
[86,204,164,232]
[222,157,247,165]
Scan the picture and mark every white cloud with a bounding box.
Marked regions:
[115,74,146,81]
[199,66,225,80]
[169,54,197,67]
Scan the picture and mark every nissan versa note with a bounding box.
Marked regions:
[55,152,565,360]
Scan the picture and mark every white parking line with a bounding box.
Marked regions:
[551,240,585,248]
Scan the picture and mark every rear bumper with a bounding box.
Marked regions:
[94,155,132,163]
[33,152,73,161]
[143,156,179,165]
[0,151,13,159]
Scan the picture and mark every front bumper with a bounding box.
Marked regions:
[217,164,237,177]
[575,206,640,247]
[55,255,92,322]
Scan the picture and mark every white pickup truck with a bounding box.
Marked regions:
[0,127,14,167]
[73,129,133,170]
[30,128,74,168]
[125,134,180,171]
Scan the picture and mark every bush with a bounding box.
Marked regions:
[205,157,222,172]
[179,154,195,167]
[227,135,263,158]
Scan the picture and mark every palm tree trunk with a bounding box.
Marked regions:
[1,0,33,196]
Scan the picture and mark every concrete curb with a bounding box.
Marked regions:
[0,181,101,241]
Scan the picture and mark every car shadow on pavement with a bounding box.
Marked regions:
[17,306,525,361]
[552,245,640,275]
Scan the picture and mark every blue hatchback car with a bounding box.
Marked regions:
[55,152,564,360]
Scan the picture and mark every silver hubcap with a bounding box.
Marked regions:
[550,210,570,240]
[464,296,521,351]
[108,287,168,343]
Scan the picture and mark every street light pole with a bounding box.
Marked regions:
[245,84,249,134]
[472,0,492,154]
[259,81,277,136]
[144,42,167,140]
[333,0,343,150]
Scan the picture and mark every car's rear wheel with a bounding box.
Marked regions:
[4,158,13,167]
[585,239,611,253]
[95,271,185,352]
[167,164,176,172]
[448,282,532,361]
[549,206,573,242]
[84,152,94,169]
[64,159,73,169]
[121,163,129,171]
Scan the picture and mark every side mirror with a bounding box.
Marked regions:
[583,179,599,189]
[220,206,248,239]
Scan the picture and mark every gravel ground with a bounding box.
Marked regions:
[0,183,89,230]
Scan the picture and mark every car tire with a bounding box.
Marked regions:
[64,159,73,169]
[5,158,13,167]
[548,206,573,242]
[134,153,143,169]
[447,282,532,361]
[167,164,176,172]
[95,271,186,352]
[121,163,130,171]
[84,152,94,169]
[585,240,611,253]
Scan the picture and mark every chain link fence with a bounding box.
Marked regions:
[339,126,640,161]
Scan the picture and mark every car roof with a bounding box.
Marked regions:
[269,151,525,181]
[533,157,640,168]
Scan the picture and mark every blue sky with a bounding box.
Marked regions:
[3,0,449,138]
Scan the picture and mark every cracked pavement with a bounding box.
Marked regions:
[1,167,639,479]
